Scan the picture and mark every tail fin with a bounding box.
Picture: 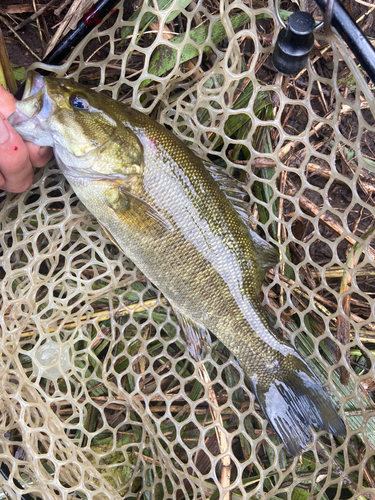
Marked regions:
[251,355,346,456]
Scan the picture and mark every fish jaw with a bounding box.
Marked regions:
[9,71,119,159]
[8,73,55,148]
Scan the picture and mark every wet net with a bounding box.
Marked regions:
[1,0,375,498]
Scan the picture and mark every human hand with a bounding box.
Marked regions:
[0,84,53,193]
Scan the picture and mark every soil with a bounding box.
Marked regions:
[0,0,141,81]
[1,0,374,85]
[1,0,53,69]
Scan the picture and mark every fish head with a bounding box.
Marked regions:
[9,72,143,178]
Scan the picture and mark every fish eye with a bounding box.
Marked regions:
[69,95,90,110]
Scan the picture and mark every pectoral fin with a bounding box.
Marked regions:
[104,182,173,236]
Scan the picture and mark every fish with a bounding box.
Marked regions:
[9,72,346,456]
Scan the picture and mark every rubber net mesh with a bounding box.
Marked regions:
[0,0,375,498]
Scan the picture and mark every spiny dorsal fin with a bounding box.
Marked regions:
[203,161,250,202]
[203,160,280,281]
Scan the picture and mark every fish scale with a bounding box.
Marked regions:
[9,71,347,456]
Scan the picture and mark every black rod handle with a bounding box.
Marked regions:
[314,0,375,84]
[14,0,123,99]
[43,0,121,66]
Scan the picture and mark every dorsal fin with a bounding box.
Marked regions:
[203,161,249,199]
[248,227,280,283]
[202,160,252,225]
[203,160,280,281]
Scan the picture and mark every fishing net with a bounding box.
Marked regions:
[1,0,375,498]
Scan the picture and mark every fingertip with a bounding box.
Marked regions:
[0,121,34,192]
[27,143,53,168]
[0,174,33,193]
[4,169,34,193]
[0,85,18,118]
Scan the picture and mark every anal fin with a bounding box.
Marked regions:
[173,308,211,361]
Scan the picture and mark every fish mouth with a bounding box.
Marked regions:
[17,71,46,119]
[22,71,45,100]
[8,71,55,148]
[8,72,46,129]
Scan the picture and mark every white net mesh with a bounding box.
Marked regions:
[1,0,375,498]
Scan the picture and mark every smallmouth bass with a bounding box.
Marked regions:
[9,72,346,456]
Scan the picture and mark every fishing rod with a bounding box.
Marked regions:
[314,0,375,84]
[272,0,375,84]
[12,0,375,89]
[15,0,123,99]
